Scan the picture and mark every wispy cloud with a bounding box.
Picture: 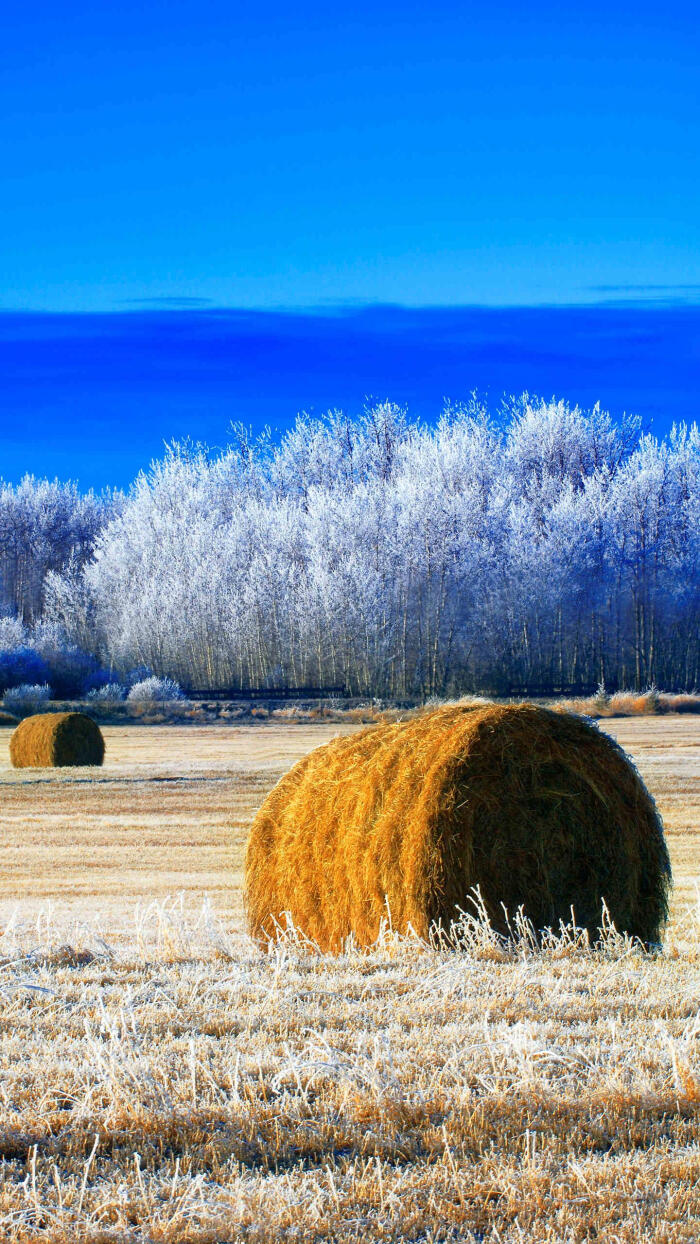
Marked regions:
[120,296,214,308]
[588,283,700,294]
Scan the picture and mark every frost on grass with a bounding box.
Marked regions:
[1,895,700,1242]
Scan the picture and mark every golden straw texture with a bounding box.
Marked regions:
[245,703,671,951]
[10,712,105,768]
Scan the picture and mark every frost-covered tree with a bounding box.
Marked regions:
[0,477,116,622]
[11,397,700,695]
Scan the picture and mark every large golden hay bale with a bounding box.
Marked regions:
[245,703,671,950]
[10,712,105,768]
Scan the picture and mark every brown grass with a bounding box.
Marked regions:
[0,723,359,925]
[10,712,105,768]
[552,689,700,718]
[0,718,697,1241]
[246,703,671,951]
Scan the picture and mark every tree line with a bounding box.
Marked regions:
[0,395,698,697]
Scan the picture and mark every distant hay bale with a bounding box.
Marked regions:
[245,703,671,951]
[10,712,105,768]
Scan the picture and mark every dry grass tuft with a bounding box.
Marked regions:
[246,703,671,952]
[552,689,700,718]
[1,899,700,1242]
[9,712,105,769]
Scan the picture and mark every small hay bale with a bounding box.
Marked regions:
[245,703,671,950]
[10,712,105,768]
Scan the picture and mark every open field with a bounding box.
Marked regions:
[0,723,358,928]
[0,717,699,1241]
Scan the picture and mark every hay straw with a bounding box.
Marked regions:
[245,703,671,951]
[10,712,105,768]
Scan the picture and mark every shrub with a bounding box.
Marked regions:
[30,623,107,698]
[126,676,187,703]
[0,615,28,649]
[87,682,127,703]
[593,680,610,710]
[663,693,700,713]
[642,684,661,713]
[3,683,52,715]
[0,648,51,694]
[125,666,153,687]
[246,702,671,952]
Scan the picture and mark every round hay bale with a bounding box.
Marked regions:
[245,703,671,951]
[10,712,105,768]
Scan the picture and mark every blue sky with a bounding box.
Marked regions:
[1,305,698,488]
[2,0,699,310]
[1,1,698,488]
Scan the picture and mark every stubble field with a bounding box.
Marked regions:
[0,717,698,1242]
